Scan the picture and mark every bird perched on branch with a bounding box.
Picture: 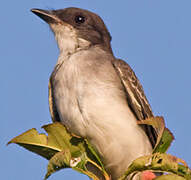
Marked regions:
[31,7,157,179]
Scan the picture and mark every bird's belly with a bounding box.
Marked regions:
[81,93,152,179]
[52,57,152,179]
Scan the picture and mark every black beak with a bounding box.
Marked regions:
[31,9,61,24]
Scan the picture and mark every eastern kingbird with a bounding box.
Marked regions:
[31,7,157,179]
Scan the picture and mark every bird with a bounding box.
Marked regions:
[31,7,157,180]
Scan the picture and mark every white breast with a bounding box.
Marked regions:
[52,47,152,179]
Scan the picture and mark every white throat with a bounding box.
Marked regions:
[50,23,91,65]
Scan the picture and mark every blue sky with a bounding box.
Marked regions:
[2,0,191,179]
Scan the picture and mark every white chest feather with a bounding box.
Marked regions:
[52,48,152,179]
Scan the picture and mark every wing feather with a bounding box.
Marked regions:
[48,65,61,123]
[113,59,157,147]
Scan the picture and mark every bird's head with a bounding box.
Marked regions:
[31,7,112,54]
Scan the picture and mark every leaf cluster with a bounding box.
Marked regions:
[8,117,191,180]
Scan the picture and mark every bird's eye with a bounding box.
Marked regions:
[75,15,85,24]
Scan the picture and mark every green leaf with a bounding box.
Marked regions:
[8,128,60,160]
[119,153,191,180]
[153,128,174,153]
[138,116,174,153]
[45,150,71,179]
[44,140,110,180]
[155,174,186,180]
[9,120,188,180]
[8,122,110,180]
[42,123,85,157]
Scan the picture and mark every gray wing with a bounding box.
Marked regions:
[48,64,62,123]
[112,59,157,147]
